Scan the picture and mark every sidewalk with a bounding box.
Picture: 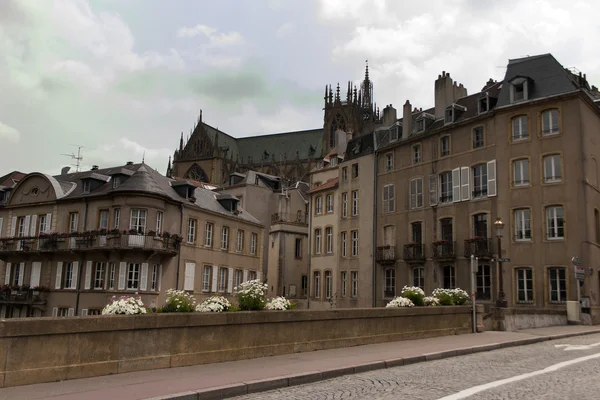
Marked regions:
[1,325,599,400]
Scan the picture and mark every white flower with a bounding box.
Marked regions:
[423,296,440,306]
[386,297,414,308]
[265,296,292,310]
[196,296,231,313]
[102,295,147,315]
[401,286,425,297]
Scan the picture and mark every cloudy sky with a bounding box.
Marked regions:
[1,0,598,175]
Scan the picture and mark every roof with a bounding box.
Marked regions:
[344,132,375,162]
[307,177,339,194]
[0,171,26,189]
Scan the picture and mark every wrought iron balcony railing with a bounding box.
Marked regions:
[376,246,397,264]
[432,241,456,260]
[403,243,425,263]
[271,212,308,225]
[464,238,493,259]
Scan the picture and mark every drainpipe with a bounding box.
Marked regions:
[75,198,89,316]
[175,203,184,290]
[372,147,379,308]
[578,102,588,306]
[307,200,312,308]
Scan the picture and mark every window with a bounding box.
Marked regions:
[549,267,567,303]
[69,212,79,233]
[409,178,423,209]
[218,267,227,292]
[383,225,395,246]
[472,127,484,149]
[113,208,120,229]
[390,126,399,142]
[93,262,105,289]
[202,266,211,292]
[512,115,528,141]
[516,268,533,303]
[352,164,359,178]
[510,78,528,102]
[151,264,160,291]
[113,176,121,188]
[301,275,308,296]
[156,211,163,234]
[351,271,358,297]
[295,238,302,259]
[382,184,395,213]
[107,262,115,290]
[543,155,562,183]
[440,218,453,242]
[127,263,140,290]
[236,230,244,252]
[514,208,531,241]
[315,196,323,214]
[82,180,91,194]
[411,221,423,244]
[444,107,454,124]
[476,265,491,300]
[472,164,488,198]
[57,308,69,317]
[234,269,243,289]
[325,227,333,254]
[326,194,333,212]
[87,309,102,316]
[541,109,559,135]
[314,228,322,254]
[479,96,489,114]
[98,210,109,230]
[130,209,146,233]
[330,157,337,167]
[341,231,347,257]
[248,270,257,280]
[440,136,450,157]
[512,159,530,186]
[221,226,229,250]
[205,222,213,247]
[63,262,74,289]
[313,271,321,298]
[38,214,48,234]
[250,233,257,255]
[439,172,452,203]
[412,144,421,164]
[412,267,424,290]
[325,271,332,299]
[385,153,393,172]
[352,190,358,216]
[416,119,425,132]
[342,192,348,218]
[546,206,564,240]
[342,167,348,182]
[10,263,21,286]
[443,266,455,289]
[473,213,488,238]
[187,219,197,244]
[351,230,358,256]
[384,268,395,297]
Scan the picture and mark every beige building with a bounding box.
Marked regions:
[0,163,263,318]
[374,54,600,322]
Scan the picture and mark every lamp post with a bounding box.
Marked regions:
[494,217,507,307]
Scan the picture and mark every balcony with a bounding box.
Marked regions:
[271,212,308,225]
[376,246,397,265]
[464,237,493,259]
[432,241,456,260]
[0,287,47,305]
[0,233,180,257]
[403,243,425,264]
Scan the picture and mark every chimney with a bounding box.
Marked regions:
[91,165,99,171]
[434,71,467,119]
[403,100,412,138]
[61,166,71,176]
[382,104,397,127]
[126,161,134,166]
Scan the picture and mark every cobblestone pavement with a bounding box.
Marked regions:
[231,333,600,400]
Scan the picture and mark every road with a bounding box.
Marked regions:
[231,333,600,399]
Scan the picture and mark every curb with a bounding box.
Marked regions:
[146,329,600,400]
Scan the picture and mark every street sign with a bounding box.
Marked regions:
[574,265,586,281]
[492,258,511,263]
[572,257,583,267]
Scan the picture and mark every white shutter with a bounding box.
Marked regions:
[140,263,148,291]
[158,265,162,291]
[4,263,11,285]
[227,267,233,293]
[81,309,88,316]
[211,265,218,292]
[487,160,497,197]
[243,269,248,282]
[46,213,52,232]
[10,216,16,237]
[257,271,262,281]
[84,261,92,290]
[460,167,471,201]
[184,262,195,291]
[52,307,58,317]
[409,180,416,209]
[55,262,63,289]
[30,215,38,236]
[68,308,74,317]
[0,217,3,237]
[23,215,31,237]
[30,262,41,287]
[452,168,461,203]
[17,262,24,285]
[118,262,126,290]
[429,174,438,206]
[71,261,79,289]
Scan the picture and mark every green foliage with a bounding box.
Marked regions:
[435,292,455,306]
[236,279,268,311]
[157,289,197,313]
[401,286,425,307]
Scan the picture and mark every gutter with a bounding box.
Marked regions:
[75,198,89,316]
[175,203,184,290]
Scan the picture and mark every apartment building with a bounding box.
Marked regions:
[0,163,263,318]
[374,54,600,321]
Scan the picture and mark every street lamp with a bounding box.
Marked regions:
[494,217,507,307]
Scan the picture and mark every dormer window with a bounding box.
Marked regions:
[444,104,466,124]
[112,176,121,189]
[416,119,425,133]
[82,180,91,194]
[330,157,337,167]
[479,96,489,114]
[509,77,530,103]
[390,126,399,142]
[444,107,453,124]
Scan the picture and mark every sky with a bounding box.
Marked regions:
[1,0,599,176]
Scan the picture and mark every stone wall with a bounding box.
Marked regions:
[491,307,567,331]
[0,305,483,388]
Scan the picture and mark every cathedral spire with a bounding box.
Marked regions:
[166,156,172,178]
[328,85,333,105]
[335,82,340,103]
[360,59,373,110]
[324,85,328,107]
[179,132,184,151]
[346,81,352,103]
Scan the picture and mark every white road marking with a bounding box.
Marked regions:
[435,352,600,400]
[554,342,600,351]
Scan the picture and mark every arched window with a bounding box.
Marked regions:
[184,164,209,183]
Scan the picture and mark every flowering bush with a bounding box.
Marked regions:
[386,296,414,308]
[265,296,294,310]
[102,295,147,315]
[450,288,470,305]
[158,289,197,313]
[401,286,425,306]
[235,279,268,310]
[196,296,232,313]
[432,288,470,306]
[423,296,440,306]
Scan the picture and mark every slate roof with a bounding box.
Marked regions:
[344,132,375,162]
[0,171,26,188]
[236,129,323,163]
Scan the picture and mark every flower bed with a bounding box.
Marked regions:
[265,296,294,310]
[102,295,147,315]
[196,296,232,313]
[385,287,471,308]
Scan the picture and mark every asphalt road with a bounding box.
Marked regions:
[231,333,600,400]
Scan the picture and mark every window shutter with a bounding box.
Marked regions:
[84,261,92,290]
[0,217,4,237]
[452,168,461,203]
[429,174,438,206]
[243,270,248,282]
[257,271,262,281]
[460,167,471,201]
[10,216,16,237]
[211,265,218,292]
[184,262,195,291]
[31,262,41,287]
[23,215,31,237]
[46,213,52,232]
[487,160,497,197]
[81,309,88,316]
[30,215,38,236]
[4,263,11,285]
[158,265,163,291]
[68,308,74,317]
[227,267,234,293]
[140,263,148,291]
[118,262,126,290]
[55,262,63,289]
[52,307,58,317]
[410,181,416,209]
[71,261,79,290]
[17,262,24,285]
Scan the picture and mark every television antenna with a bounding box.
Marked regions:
[61,144,86,172]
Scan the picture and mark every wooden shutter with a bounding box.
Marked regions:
[211,265,218,292]
[52,307,58,317]
[17,262,24,285]
[140,263,148,291]
[460,167,471,201]
[452,168,461,203]
[118,262,126,290]
[46,213,52,232]
[243,269,248,282]
[71,261,79,290]
[429,174,439,206]
[31,262,41,287]
[10,216,16,237]
[487,160,497,197]
[55,262,63,289]
[4,262,11,285]
[227,267,234,293]
[68,308,74,317]
[81,309,88,316]
[410,180,416,209]
[0,217,4,237]
[23,215,31,237]
[184,262,195,291]
[84,261,92,290]
[30,215,38,236]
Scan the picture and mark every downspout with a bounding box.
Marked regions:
[578,100,589,303]
[372,147,378,308]
[175,203,184,290]
[307,200,312,309]
[75,198,89,316]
